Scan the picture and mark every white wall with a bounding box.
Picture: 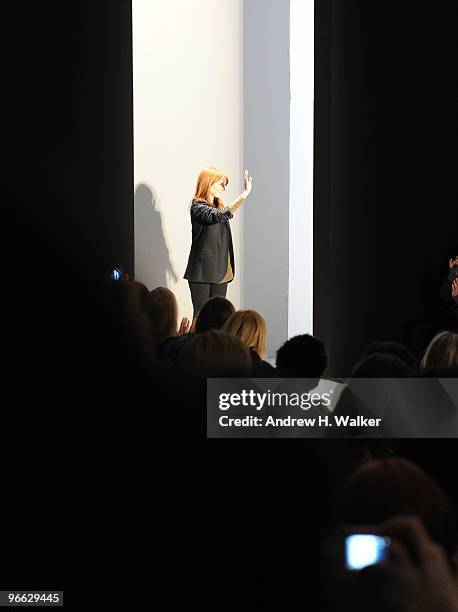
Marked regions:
[289,0,314,337]
[132,0,243,322]
[243,0,314,359]
[243,0,291,360]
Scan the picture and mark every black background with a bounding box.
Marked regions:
[314,1,456,375]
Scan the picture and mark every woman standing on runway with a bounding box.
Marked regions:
[184,166,253,319]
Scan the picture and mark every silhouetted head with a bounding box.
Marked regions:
[361,341,417,370]
[275,334,327,379]
[177,330,252,377]
[145,287,178,348]
[195,296,235,333]
[100,279,155,368]
[350,353,415,378]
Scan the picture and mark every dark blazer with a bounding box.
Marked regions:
[183,198,235,284]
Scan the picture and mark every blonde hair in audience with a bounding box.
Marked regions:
[420,330,458,369]
[222,309,267,359]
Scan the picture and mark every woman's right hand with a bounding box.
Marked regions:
[449,256,458,268]
[243,169,253,196]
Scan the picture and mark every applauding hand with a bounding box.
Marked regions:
[177,317,191,336]
[452,278,458,298]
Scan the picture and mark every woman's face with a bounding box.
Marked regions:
[209,177,226,199]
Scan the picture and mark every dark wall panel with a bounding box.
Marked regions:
[314,1,456,376]
[6,1,134,278]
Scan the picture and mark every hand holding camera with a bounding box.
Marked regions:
[357,515,458,612]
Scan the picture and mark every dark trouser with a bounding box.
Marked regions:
[188,281,228,318]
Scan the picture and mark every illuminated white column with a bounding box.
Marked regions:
[289,0,314,337]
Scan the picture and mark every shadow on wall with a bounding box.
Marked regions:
[134,184,178,289]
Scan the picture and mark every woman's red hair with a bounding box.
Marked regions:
[192,166,228,209]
